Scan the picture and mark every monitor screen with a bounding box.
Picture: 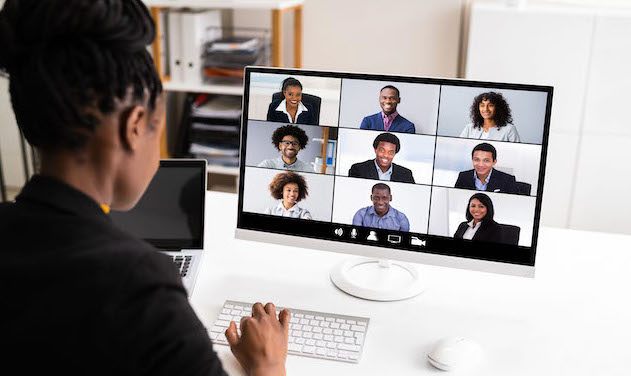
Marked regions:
[110,159,206,249]
[237,67,552,271]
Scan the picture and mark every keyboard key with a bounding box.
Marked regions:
[341,324,350,330]
[316,347,327,356]
[288,343,303,352]
[351,325,366,332]
[305,315,315,319]
[303,346,315,354]
[338,343,360,352]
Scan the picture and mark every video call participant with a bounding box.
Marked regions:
[266,77,317,125]
[0,1,289,375]
[453,193,503,242]
[352,183,410,232]
[258,124,313,173]
[360,85,416,133]
[454,143,519,193]
[265,171,312,219]
[348,132,415,183]
[460,92,521,142]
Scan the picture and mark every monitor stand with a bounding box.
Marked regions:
[330,258,425,301]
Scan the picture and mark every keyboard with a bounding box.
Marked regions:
[168,255,193,277]
[210,300,370,363]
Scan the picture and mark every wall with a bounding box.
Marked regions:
[466,1,631,235]
[0,0,465,189]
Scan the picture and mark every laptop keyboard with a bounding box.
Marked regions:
[169,255,193,277]
[210,300,370,363]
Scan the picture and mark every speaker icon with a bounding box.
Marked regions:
[334,228,344,237]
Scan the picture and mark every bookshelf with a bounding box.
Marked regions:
[144,0,304,183]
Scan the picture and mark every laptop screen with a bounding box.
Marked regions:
[110,159,206,249]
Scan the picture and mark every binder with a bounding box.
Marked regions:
[167,9,183,82]
[180,10,222,84]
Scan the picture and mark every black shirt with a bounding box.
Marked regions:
[0,176,226,375]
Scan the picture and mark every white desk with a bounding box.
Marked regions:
[191,191,631,375]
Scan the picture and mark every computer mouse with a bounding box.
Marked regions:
[427,337,482,372]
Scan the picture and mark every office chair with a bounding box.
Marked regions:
[271,91,322,124]
[499,224,521,245]
[516,181,532,196]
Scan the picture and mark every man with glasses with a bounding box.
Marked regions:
[348,133,415,183]
[258,124,314,173]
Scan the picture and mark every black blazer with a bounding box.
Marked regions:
[454,219,504,243]
[348,159,415,184]
[454,168,518,194]
[0,176,224,374]
[266,98,318,125]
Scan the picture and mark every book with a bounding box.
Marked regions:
[180,10,222,84]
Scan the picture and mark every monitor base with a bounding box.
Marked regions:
[330,258,425,301]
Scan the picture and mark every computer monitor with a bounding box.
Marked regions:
[236,67,552,301]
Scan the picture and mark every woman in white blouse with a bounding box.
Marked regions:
[460,92,521,142]
[264,171,312,220]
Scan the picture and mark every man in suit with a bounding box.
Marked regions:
[360,85,415,133]
[349,133,415,183]
[454,142,519,194]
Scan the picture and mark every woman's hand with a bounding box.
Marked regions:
[225,302,290,376]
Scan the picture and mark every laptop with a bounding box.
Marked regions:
[109,159,206,295]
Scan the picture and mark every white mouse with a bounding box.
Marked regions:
[427,337,482,372]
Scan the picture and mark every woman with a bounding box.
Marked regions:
[0,1,288,375]
[266,77,317,125]
[265,171,312,219]
[460,92,521,142]
[454,193,503,242]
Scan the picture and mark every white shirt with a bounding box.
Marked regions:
[275,99,308,124]
[373,160,393,181]
[264,201,312,220]
[460,123,521,142]
[462,220,482,240]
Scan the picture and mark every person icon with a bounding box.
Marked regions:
[367,231,378,241]
[360,85,415,133]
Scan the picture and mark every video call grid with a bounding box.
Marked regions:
[241,72,549,247]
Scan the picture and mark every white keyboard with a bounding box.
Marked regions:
[210,300,370,363]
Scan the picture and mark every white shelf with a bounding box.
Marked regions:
[163,80,244,95]
[143,0,304,10]
[207,165,240,175]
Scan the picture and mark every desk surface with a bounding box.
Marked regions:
[192,191,631,375]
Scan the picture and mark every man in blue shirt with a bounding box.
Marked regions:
[359,85,415,133]
[352,183,410,232]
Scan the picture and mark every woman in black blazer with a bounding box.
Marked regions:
[0,1,288,374]
[266,77,317,125]
[454,193,503,243]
